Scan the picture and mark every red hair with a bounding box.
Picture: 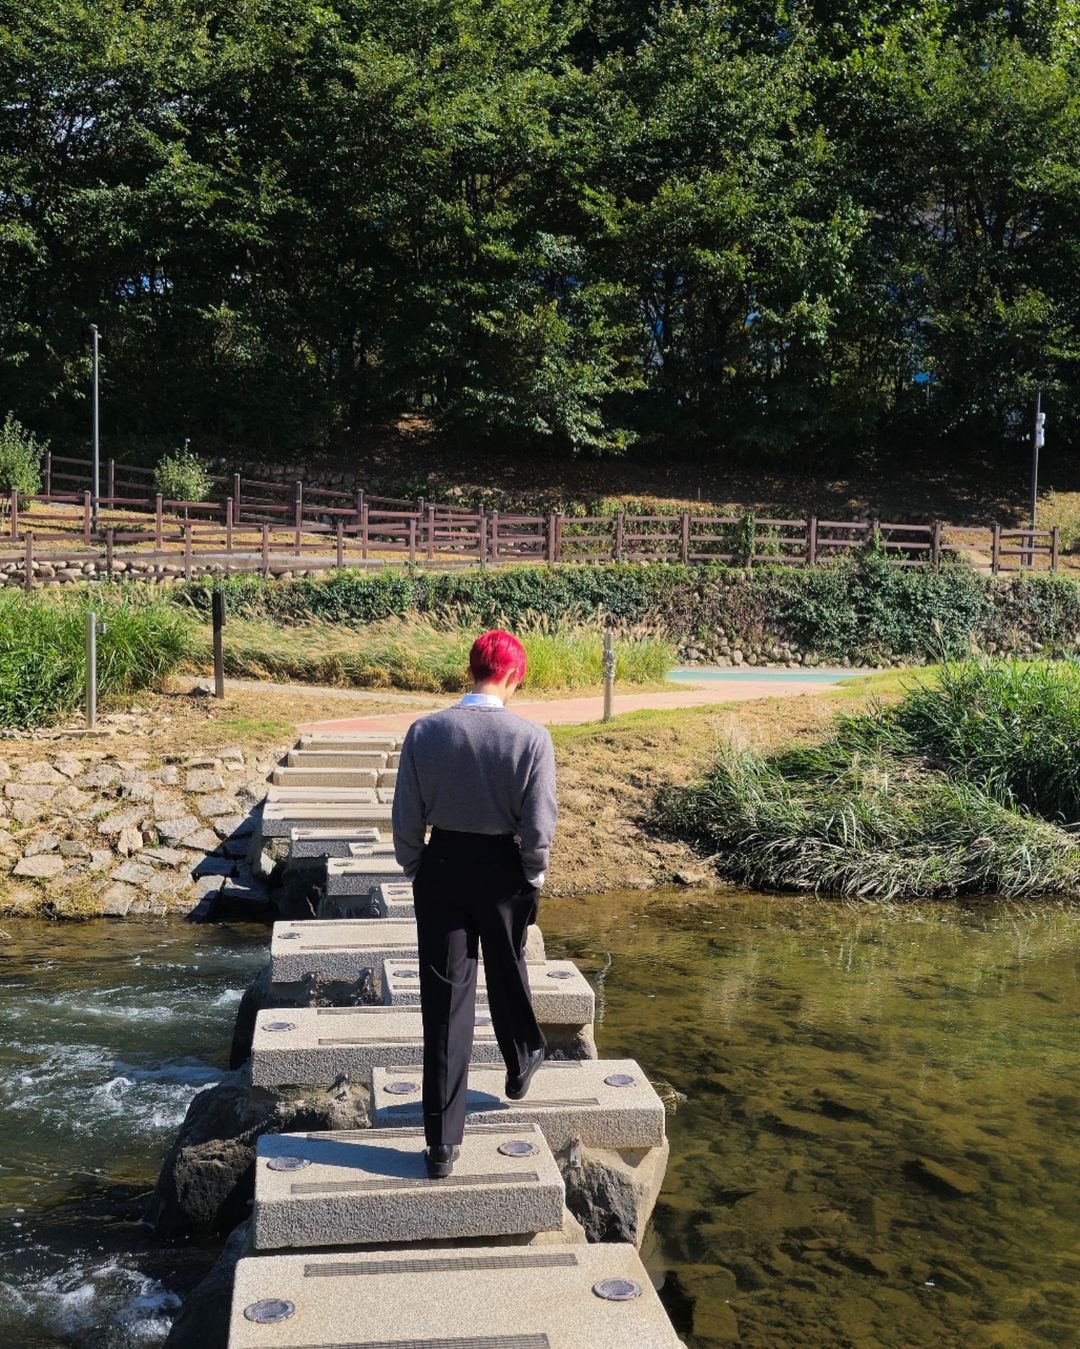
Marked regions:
[469,629,527,685]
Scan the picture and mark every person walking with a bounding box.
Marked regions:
[392,629,557,1178]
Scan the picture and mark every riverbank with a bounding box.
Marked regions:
[0,673,894,915]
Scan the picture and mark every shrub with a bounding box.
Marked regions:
[0,414,45,495]
[155,449,212,504]
[0,591,192,728]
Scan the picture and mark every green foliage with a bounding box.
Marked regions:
[0,591,192,728]
[154,449,212,503]
[658,658,1080,898]
[4,2,1080,462]
[175,559,1080,663]
[0,414,44,495]
[189,618,672,692]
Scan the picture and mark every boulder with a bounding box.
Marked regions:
[146,1064,370,1239]
[162,1219,252,1349]
[559,1138,670,1246]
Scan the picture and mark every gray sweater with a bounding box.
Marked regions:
[392,704,558,881]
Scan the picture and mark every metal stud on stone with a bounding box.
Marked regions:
[397,969,420,979]
[267,1155,311,1172]
[383,1080,418,1095]
[604,1073,636,1087]
[244,1299,295,1324]
[547,970,575,980]
[278,932,301,940]
[263,1021,296,1033]
[592,1279,642,1302]
[498,1140,539,1157]
[474,1015,492,1027]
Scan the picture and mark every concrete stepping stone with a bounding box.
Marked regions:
[252,1123,565,1250]
[288,826,381,859]
[266,786,379,804]
[260,804,393,838]
[325,856,406,894]
[228,1242,682,1348]
[298,733,400,750]
[271,919,546,986]
[250,1006,504,1087]
[287,750,389,768]
[373,881,413,918]
[383,958,594,1026]
[271,767,379,788]
[372,1060,665,1151]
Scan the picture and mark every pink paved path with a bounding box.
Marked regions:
[296,674,850,734]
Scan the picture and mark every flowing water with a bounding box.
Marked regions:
[1,896,1078,1348]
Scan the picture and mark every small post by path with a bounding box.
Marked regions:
[212,589,226,699]
[602,630,615,722]
[86,610,98,729]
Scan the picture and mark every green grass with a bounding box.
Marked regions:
[190,618,674,693]
[0,591,193,728]
[658,659,1080,900]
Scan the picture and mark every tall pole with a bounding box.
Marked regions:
[1030,389,1045,530]
[602,630,615,722]
[86,611,97,729]
[90,324,100,533]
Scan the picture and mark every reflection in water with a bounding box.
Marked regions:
[542,892,1080,1348]
[0,899,1078,1347]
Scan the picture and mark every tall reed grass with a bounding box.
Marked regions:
[659,659,1080,899]
[0,591,193,728]
[191,619,673,693]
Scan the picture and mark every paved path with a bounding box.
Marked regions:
[296,667,863,734]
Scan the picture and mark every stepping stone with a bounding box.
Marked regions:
[373,881,413,918]
[266,786,379,804]
[372,1060,665,1150]
[269,917,547,992]
[288,826,381,860]
[260,805,393,838]
[252,1123,564,1250]
[250,1006,504,1087]
[287,750,389,768]
[383,958,594,1026]
[228,1243,681,1348]
[270,919,547,985]
[298,733,400,750]
[325,856,405,895]
[271,767,379,788]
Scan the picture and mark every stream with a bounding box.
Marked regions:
[0,894,1077,1347]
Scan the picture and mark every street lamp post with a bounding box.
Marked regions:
[90,324,100,533]
[1030,390,1045,531]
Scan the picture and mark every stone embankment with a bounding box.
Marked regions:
[153,730,683,1348]
[1,558,335,586]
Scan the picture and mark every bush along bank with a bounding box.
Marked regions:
[656,660,1080,901]
[176,555,1080,666]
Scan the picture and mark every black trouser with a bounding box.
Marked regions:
[413,827,545,1147]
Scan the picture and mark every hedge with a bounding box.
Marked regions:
[173,558,1080,663]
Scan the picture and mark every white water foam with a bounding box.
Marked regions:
[0,1256,180,1347]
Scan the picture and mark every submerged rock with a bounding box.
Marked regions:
[906,1155,980,1197]
[146,1064,370,1239]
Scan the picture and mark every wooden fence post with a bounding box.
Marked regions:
[225,497,234,553]
[233,472,242,520]
[426,506,436,562]
[991,523,1001,575]
[614,512,624,563]
[361,503,369,560]
[261,523,270,577]
[335,518,344,569]
[491,510,500,565]
[547,513,557,564]
[554,511,563,564]
[1052,526,1060,573]
[408,518,417,564]
[9,489,17,542]
[155,494,163,547]
[931,520,942,569]
[24,531,33,590]
[44,450,52,498]
[106,527,115,581]
[294,480,303,555]
[479,510,488,564]
[807,515,818,567]
[680,511,690,565]
[83,491,92,544]
[183,522,193,579]
[107,458,115,502]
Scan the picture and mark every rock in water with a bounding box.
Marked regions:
[146,1064,370,1239]
[163,1219,251,1349]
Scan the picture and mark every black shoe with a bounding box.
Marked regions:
[505,1046,545,1101]
[425,1144,458,1179]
